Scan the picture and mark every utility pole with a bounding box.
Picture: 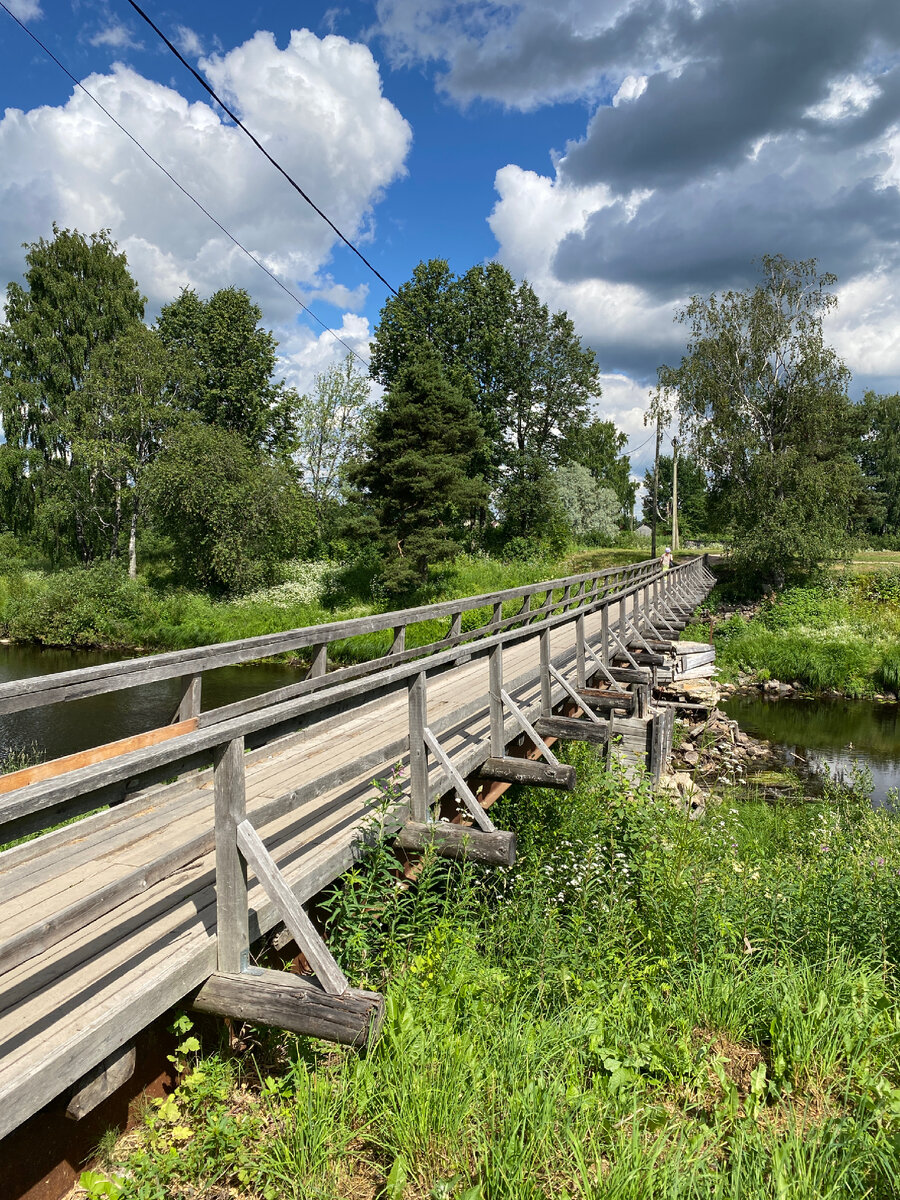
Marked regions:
[671,434,680,553]
[651,414,661,559]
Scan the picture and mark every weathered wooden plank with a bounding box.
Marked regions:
[477,757,576,790]
[500,688,560,768]
[0,719,199,796]
[193,968,383,1048]
[534,715,611,746]
[214,738,248,974]
[66,1043,135,1120]
[396,821,516,867]
[236,819,348,996]
[422,727,495,833]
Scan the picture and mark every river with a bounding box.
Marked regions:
[0,643,306,764]
[722,692,900,807]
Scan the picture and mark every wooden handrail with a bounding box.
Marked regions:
[0,556,664,716]
[0,556,708,834]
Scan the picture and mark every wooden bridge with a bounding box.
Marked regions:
[0,554,714,1140]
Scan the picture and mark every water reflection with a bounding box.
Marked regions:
[722,693,900,807]
[0,643,305,763]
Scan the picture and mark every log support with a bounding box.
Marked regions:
[478,756,576,791]
[534,715,611,746]
[396,820,516,866]
[193,968,384,1048]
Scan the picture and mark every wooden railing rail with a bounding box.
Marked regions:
[0,555,710,843]
[0,557,667,719]
[0,556,715,976]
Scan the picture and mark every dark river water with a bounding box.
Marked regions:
[0,643,306,764]
[721,693,900,808]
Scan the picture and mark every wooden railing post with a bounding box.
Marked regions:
[489,644,505,756]
[214,736,249,974]
[175,673,202,723]
[390,625,406,655]
[309,643,327,678]
[601,602,610,667]
[539,627,552,717]
[408,672,429,822]
[575,609,586,689]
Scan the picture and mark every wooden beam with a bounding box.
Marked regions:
[423,727,495,832]
[477,757,576,790]
[534,715,611,746]
[500,688,560,768]
[0,719,198,796]
[193,968,383,1048]
[548,664,603,725]
[236,819,348,996]
[213,737,248,974]
[396,821,516,867]
[66,1044,136,1121]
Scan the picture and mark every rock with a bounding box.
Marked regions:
[683,749,700,766]
[680,679,719,706]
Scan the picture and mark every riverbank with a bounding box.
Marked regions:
[688,570,900,699]
[78,743,900,1199]
[0,547,664,658]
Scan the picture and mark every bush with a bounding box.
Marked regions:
[2,563,150,647]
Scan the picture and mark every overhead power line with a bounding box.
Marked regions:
[0,1,369,368]
[125,0,399,298]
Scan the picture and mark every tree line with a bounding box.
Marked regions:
[1,229,897,599]
[0,228,634,596]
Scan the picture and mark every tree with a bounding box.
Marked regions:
[142,423,314,594]
[0,225,146,560]
[555,464,620,541]
[75,325,183,576]
[642,452,709,536]
[370,260,602,531]
[560,418,635,523]
[658,255,863,585]
[858,391,900,540]
[293,355,374,538]
[156,287,296,453]
[347,347,487,595]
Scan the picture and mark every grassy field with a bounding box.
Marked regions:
[82,746,900,1200]
[688,568,900,697]
[0,546,665,657]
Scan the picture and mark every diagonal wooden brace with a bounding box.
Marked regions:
[548,664,604,725]
[585,639,621,690]
[236,819,349,996]
[608,626,642,671]
[423,727,496,833]
[500,688,560,768]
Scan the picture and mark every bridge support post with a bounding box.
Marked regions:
[539,627,552,717]
[214,736,249,974]
[601,603,610,667]
[408,672,429,822]
[575,609,586,690]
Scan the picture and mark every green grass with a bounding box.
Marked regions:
[86,747,900,1199]
[691,573,900,697]
[0,547,659,658]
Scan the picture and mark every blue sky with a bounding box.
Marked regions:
[2,0,900,473]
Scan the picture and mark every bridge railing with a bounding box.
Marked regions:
[0,554,716,980]
[0,557,672,727]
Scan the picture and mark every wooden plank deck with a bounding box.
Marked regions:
[0,555,716,1139]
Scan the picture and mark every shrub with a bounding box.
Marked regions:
[1,563,150,647]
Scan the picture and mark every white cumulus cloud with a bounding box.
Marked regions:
[0,28,411,336]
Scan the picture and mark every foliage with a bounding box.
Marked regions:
[858,390,900,539]
[0,225,146,562]
[370,258,604,536]
[560,417,636,523]
[292,355,374,541]
[554,463,619,540]
[95,746,900,1199]
[142,423,315,594]
[2,561,151,647]
[346,347,488,596]
[493,451,570,553]
[659,255,864,585]
[155,286,296,454]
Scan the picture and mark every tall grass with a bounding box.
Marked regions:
[93,746,900,1199]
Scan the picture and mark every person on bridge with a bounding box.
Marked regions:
[662,546,673,571]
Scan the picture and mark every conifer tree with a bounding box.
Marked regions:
[347,347,487,595]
